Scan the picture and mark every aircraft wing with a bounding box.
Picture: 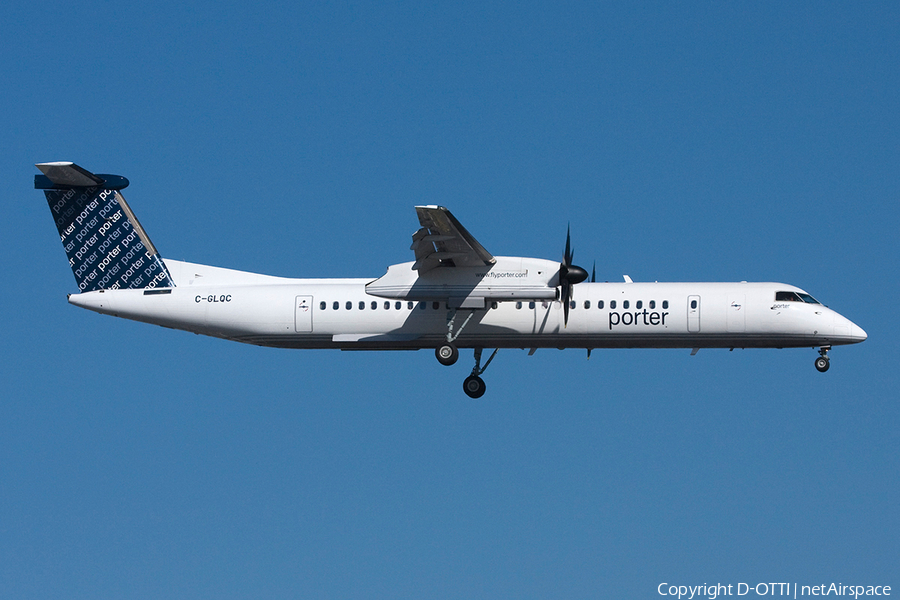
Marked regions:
[411,206,496,272]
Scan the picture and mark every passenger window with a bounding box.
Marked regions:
[319,301,326,310]
[395,301,402,310]
[516,302,522,309]
[419,302,426,310]
[610,300,616,309]
[649,300,655,309]
[598,300,604,309]
[346,301,352,310]
[433,301,440,310]
[371,301,377,310]
[623,300,629,309]
[690,300,697,309]
[529,301,536,309]
[491,301,499,309]
[408,301,414,309]
[359,301,365,310]
[662,301,669,309]
[333,301,339,310]
[636,300,642,309]
[584,300,591,309]
[570,301,576,309]
[384,301,390,310]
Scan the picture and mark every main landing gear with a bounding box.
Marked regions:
[435,308,475,366]
[435,308,499,397]
[463,347,498,398]
[435,342,498,398]
[815,346,831,373]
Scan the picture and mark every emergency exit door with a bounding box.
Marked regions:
[295,295,313,332]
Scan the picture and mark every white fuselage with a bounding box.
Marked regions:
[68,259,867,352]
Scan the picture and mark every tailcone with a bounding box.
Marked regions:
[68,289,115,315]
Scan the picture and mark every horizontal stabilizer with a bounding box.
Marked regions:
[35,161,129,190]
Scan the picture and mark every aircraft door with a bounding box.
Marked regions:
[727,294,745,332]
[687,295,701,333]
[295,295,313,333]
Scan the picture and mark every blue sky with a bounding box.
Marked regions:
[2,2,897,598]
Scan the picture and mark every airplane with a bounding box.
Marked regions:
[36,161,867,397]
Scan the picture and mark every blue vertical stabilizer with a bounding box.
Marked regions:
[36,162,175,292]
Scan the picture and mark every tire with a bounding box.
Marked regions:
[815,356,830,373]
[463,375,486,398]
[436,344,459,366]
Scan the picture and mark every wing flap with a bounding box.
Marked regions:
[412,206,495,272]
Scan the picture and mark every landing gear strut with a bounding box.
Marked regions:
[463,348,498,398]
[435,309,476,367]
[432,308,497,397]
[815,346,831,373]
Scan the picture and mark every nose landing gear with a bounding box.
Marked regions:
[815,346,831,372]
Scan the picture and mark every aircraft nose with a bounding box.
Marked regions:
[829,311,867,344]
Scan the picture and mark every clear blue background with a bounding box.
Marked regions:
[2,2,897,598]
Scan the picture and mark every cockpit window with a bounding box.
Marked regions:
[775,291,802,302]
[775,291,821,304]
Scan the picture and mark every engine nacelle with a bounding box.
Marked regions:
[366,256,560,307]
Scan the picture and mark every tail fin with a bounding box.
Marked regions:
[36,162,175,292]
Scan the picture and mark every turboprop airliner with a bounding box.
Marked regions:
[36,161,867,397]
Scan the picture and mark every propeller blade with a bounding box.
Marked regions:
[591,261,596,283]
[557,226,588,327]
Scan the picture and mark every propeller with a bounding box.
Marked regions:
[558,226,589,327]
